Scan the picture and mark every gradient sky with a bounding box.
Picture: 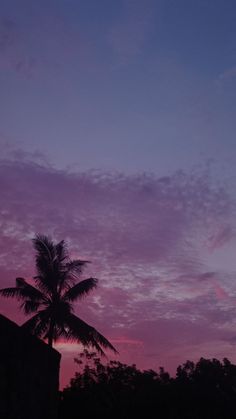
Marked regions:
[1,0,236,388]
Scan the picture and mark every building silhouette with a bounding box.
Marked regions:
[0,314,61,419]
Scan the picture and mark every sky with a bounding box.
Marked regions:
[1,0,236,388]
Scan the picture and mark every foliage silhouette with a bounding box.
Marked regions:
[60,351,236,419]
[0,234,116,354]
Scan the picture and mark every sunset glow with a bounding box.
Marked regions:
[1,0,236,390]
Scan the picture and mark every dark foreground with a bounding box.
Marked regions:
[59,351,236,419]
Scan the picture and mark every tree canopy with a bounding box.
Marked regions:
[0,234,116,355]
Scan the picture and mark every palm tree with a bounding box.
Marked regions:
[0,234,117,355]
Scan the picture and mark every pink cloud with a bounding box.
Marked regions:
[0,154,236,387]
[207,225,235,251]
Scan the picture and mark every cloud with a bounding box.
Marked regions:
[207,225,235,251]
[0,156,232,270]
[0,153,236,386]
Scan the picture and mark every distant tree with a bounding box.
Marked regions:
[175,357,236,419]
[60,354,236,419]
[0,234,117,354]
[60,350,169,419]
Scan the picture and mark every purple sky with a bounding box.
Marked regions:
[1,0,236,388]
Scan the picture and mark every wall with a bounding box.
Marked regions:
[0,314,61,419]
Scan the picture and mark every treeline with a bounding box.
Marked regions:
[59,350,236,419]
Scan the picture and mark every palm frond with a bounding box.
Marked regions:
[33,235,69,294]
[66,259,90,277]
[63,278,98,302]
[33,234,56,262]
[33,234,57,281]
[0,278,46,303]
[0,287,23,299]
[64,313,117,355]
[33,274,56,295]
[21,310,50,338]
[15,278,47,302]
[55,240,68,263]
[20,300,41,315]
[57,259,90,293]
[46,320,70,342]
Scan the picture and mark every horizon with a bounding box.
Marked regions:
[1,0,236,389]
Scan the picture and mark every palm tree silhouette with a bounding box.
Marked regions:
[0,234,117,354]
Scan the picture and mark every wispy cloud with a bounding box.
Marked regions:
[0,153,235,386]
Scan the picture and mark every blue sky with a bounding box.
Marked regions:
[1,0,236,174]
